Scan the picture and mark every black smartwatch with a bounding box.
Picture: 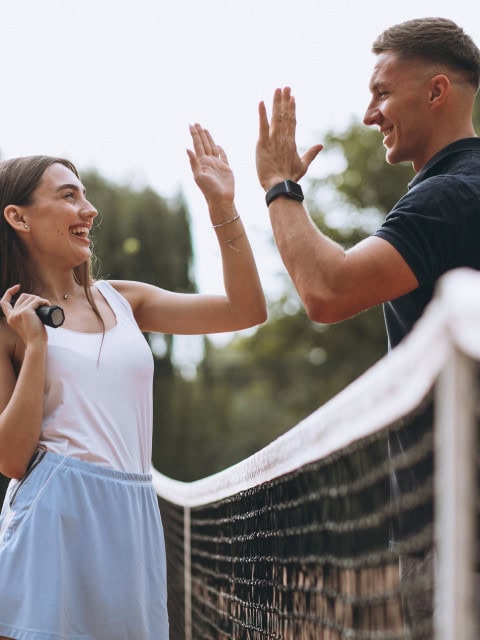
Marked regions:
[265,180,304,207]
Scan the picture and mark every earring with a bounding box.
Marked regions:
[24,224,29,230]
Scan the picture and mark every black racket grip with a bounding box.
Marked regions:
[36,305,65,328]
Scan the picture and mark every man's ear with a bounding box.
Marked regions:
[4,205,30,232]
[429,74,450,106]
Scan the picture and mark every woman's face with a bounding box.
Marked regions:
[19,163,98,267]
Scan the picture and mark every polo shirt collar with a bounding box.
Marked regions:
[408,137,480,190]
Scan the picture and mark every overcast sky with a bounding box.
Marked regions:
[0,1,479,306]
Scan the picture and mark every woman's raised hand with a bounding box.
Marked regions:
[187,124,235,205]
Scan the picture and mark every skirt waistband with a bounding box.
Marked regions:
[38,450,152,483]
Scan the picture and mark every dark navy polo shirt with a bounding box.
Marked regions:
[374,138,480,348]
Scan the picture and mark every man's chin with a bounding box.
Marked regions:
[384,149,401,165]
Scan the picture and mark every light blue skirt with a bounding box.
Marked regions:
[0,451,169,640]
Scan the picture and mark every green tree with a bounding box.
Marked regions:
[84,172,194,291]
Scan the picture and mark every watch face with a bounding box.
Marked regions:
[286,180,303,200]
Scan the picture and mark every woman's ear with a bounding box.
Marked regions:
[4,205,30,232]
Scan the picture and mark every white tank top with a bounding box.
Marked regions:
[39,281,154,473]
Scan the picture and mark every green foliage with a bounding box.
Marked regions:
[84,172,195,293]
[153,301,387,482]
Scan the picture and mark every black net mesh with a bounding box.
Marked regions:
[159,393,437,639]
[160,498,186,640]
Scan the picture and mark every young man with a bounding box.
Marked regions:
[256,17,480,350]
[256,16,480,634]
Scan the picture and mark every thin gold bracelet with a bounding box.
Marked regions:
[224,232,246,253]
[212,214,241,228]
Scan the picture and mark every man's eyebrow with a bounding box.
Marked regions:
[368,80,386,94]
[56,183,87,195]
[372,77,392,89]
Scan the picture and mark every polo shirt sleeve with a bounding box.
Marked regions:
[374,176,469,286]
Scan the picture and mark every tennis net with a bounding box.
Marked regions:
[153,268,480,640]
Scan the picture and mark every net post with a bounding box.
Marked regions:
[184,506,192,640]
[434,346,476,639]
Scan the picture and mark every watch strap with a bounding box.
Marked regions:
[265,180,304,207]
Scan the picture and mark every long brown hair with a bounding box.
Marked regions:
[0,155,102,322]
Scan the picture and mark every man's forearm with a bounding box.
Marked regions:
[268,198,346,321]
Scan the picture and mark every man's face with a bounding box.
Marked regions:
[363,51,435,172]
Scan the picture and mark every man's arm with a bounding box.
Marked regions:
[256,87,418,321]
[267,198,418,321]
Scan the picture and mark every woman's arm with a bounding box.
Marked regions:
[112,124,267,334]
[0,286,49,478]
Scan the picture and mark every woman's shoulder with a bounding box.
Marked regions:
[103,280,167,310]
[102,279,132,294]
[98,279,148,318]
[101,279,139,303]
[102,280,174,332]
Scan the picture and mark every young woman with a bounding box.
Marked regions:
[0,124,266,639]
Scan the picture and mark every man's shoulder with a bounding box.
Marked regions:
[402,169,480,207]
[382,171,479,228]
